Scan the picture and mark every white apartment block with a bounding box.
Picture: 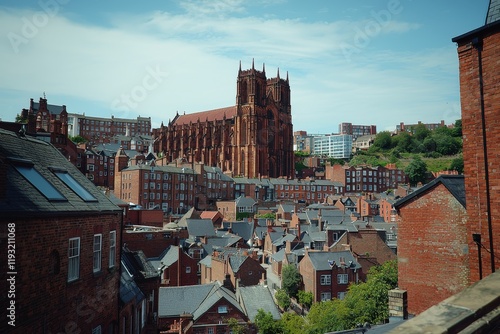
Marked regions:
[313,134,353,159]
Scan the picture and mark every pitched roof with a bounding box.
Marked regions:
[0,129,120,217]
[158,282,244,321]
[235,196,257,207]
[33,102,65,115]
[394,175,465,209]
[120,260,146,305]
[305,250,361,271]
[121,247,159,280]
[486,0,500,24]
[173,106,237,126]
[221,221,254,242]
[186,218,217,238]
[238,285,281,321]
[159,283,219,317]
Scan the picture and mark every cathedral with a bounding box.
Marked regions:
[153,61,294,179]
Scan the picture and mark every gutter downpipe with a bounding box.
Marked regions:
[472,36,495,274]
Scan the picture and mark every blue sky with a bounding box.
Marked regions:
[0,0,490,133]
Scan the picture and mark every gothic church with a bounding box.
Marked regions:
[153,61,294,179]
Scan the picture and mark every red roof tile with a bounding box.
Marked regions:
[173,106,237,126]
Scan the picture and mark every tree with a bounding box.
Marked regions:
[280,312,307,334]
[15,113,27,123]
[297,290,313,309]
[255,309,283,334]
[452,119,462,137]
[275,288,290,310]
[372,131,392,150]
[226,318,246,334]
[69,135,87,145]
[413,123,431,142]
[405,156,428,185]
[450,156,464,174]
[281,265,302,298]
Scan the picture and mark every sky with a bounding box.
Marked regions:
[0,0,491,133]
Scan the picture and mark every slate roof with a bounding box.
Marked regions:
[229,254,248,273]
[172,106,237,126]
[306,250,361,271]
[235,195,257,208]
[186,218,217,238]
[487,0,500,24]
[272,233,297,246]
[33,102,65,115]
[394,175,465,210]
[158,282,244,321]
[159,283,219,317]
[221,221,255,242]
[0,129,121,217]
[238,285,281,321]
[122,247,160,280]
[148,245,180,271]
[120,260,146,305]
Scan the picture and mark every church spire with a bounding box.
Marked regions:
[277,67,280,80]
[263,63,266,74]
[239,60,242,73]
[252,58,255,70]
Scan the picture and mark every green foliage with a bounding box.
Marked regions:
[295,161,307,172]
[371,131,393,150]
[15,114,27,123]
[226,318,246,334]
[405,156,428,185]
[275,289,291,310]
[450,155,464,174]
[281,265,302,298]
[236,212,253,221]
[298,290,313,309]
[280,313,307,334]
[328,158,346,166]
[255,309,283,334]
[452,119,462,137]
[298,260,398,333]
[255,213,276,219]
[69,135,87,145]
[413,123,431,141]
[295,151,310,157]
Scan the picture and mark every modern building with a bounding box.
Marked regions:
[153,61,294,179]
[313,134,353,159]
[294,130,314,153]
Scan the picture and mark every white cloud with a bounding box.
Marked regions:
[0,5,460,132]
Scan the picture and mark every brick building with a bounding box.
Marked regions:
[0,128,122,333]
[153,61,294,179]
[326,164,408,194]
[299,250,361,302]
[68,113,151,141]
[115,150,235,213]
[394,175,468,315]
[452,0,500,283]
[339,122,377,140]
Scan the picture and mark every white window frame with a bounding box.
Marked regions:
[68,237,80,282]
[320,292,331,301]
[320,274,331,285]
[109,231,116,268]
[337,273,349,284]
[93,234,102,273]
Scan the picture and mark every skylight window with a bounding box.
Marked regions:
[50,167,97,202]
[10,158,66,201]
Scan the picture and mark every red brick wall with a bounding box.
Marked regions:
[396,183,468,314]
[123,229,183,258]
[456,26,500,283]
[1,214,121,333]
